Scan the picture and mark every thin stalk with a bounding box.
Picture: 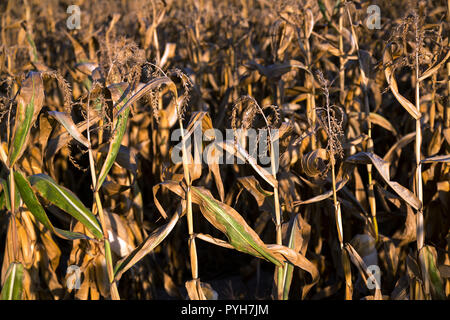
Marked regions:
[176,104,198,283]
[304,32,316,149]
[447,62,450,129]
[236,97,283,298]
[414,20,427,300]
[322,76,352,299]
[339,6,345,107]
[330,158,341,242]
[86,99,120,300]
[88,150,120,300]
[414,21,424,253]
[346,5,378,241]
[9,167,18,262]
[331,155,352,299]
[255,104,283,299]
[271,141,283,300]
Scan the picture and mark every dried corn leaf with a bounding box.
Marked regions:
[48,111,90,148]
[114,208,181,281]
[383,47,421,120]
[346,152,421,210]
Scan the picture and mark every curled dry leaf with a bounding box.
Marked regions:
[383,46,421,120]
[346,152,422,210]
[301,148,329,177]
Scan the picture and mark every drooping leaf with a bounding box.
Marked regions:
[194,231,319,299]
[47,111,90,148]
[345,243,382,300]
[220,140,278,188]
[293,177,349,206]
[349,112,398,136]
[64,31,89,63]
[14,171,89,240]
[383,132,415,163]
[28,174,103,239]
[237,176,274,214]
[268,244,319,299]
[383,46,421,120]
[418,50,450,82]
[346,152,421,210]
[191,186,283,267]
[114,208,181,281]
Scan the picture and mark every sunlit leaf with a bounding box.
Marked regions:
[14,171,89,240]
[28,174,103,239]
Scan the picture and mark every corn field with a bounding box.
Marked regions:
[0,0,449,301]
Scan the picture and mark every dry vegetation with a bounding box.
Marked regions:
[0,0,449,300]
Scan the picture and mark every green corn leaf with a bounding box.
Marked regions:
[28,174,103,240]
[14,171,90,240]
[8,72,44,167]
[97,79,172,191]
[423,246,445,300]
[96,83,131,191]
[26,32,38,63]
[1,262,23,300]
[191,187,283,267]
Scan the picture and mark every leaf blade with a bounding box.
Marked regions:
[191,187,283,267]
[1,262,23,300]
[28,174,103,239]
[14,171,89,240]
[8,72,44,167]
